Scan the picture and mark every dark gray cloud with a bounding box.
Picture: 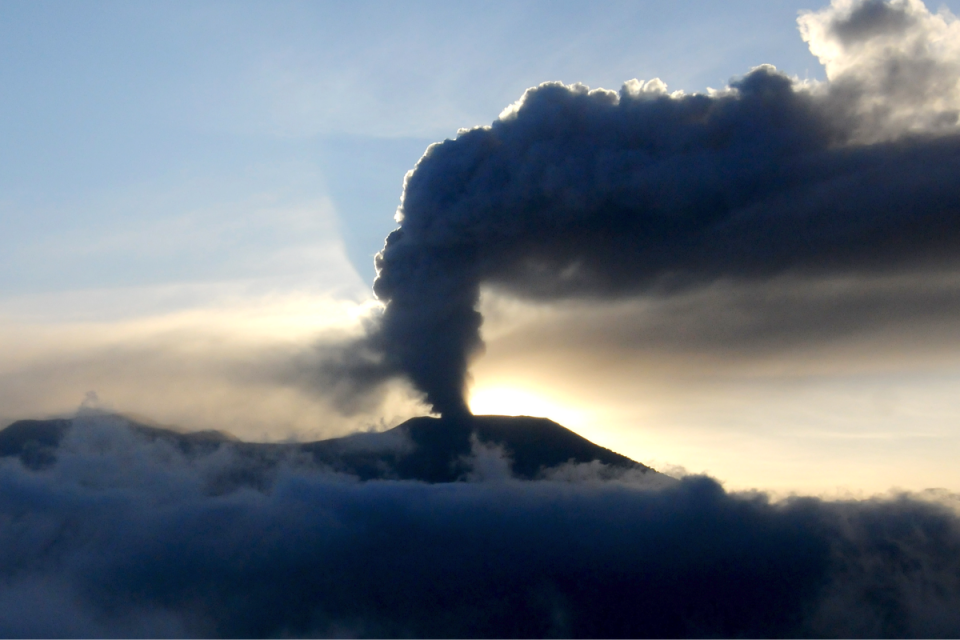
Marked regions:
[1,415,960,638]
[361,55,960,414]
[279,332,399,416]
[830,0,918,45]
[478,270,960,364]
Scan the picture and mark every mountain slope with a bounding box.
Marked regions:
[0,413,661,484]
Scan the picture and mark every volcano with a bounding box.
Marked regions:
[0,412,665,484]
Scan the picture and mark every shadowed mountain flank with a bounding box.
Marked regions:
[0,413,656,484]
[388,415,644,481]
[0,419,72,470]
[0,416,236,468]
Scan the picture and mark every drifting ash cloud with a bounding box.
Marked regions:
[1,414,960,638]
[341,0,960,415]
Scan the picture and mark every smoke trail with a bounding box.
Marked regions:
[359,0,960,415]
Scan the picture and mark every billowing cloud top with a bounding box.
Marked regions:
[364,0,960,415]
[800,0,960,139]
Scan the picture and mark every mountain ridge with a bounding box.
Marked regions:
[0,412,663,484]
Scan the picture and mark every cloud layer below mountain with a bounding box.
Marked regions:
[1,414,959,638]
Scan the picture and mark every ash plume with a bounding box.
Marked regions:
[358,0,960,415]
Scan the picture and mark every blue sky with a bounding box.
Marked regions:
[2,0,960,494]
[0,0,833,295]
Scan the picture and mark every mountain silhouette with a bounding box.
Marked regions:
[0,413,661,483]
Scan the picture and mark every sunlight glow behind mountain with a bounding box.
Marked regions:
[468,385,587,429]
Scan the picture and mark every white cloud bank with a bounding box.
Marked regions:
[800,0,960,139]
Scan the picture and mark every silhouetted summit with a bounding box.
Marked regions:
[389,414,643,481]
[0,412,656,483]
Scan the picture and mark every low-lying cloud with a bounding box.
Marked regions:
[1,414,959,638]
[0,293,424,440]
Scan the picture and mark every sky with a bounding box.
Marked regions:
[2,0,960,495]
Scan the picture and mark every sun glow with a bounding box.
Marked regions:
[468,385,587,428]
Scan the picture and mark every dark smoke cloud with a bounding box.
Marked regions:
[346,0,960,415]
[2,415,960,638]
[478,271,960,366]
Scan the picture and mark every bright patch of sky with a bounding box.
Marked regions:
[0,0,839,296]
